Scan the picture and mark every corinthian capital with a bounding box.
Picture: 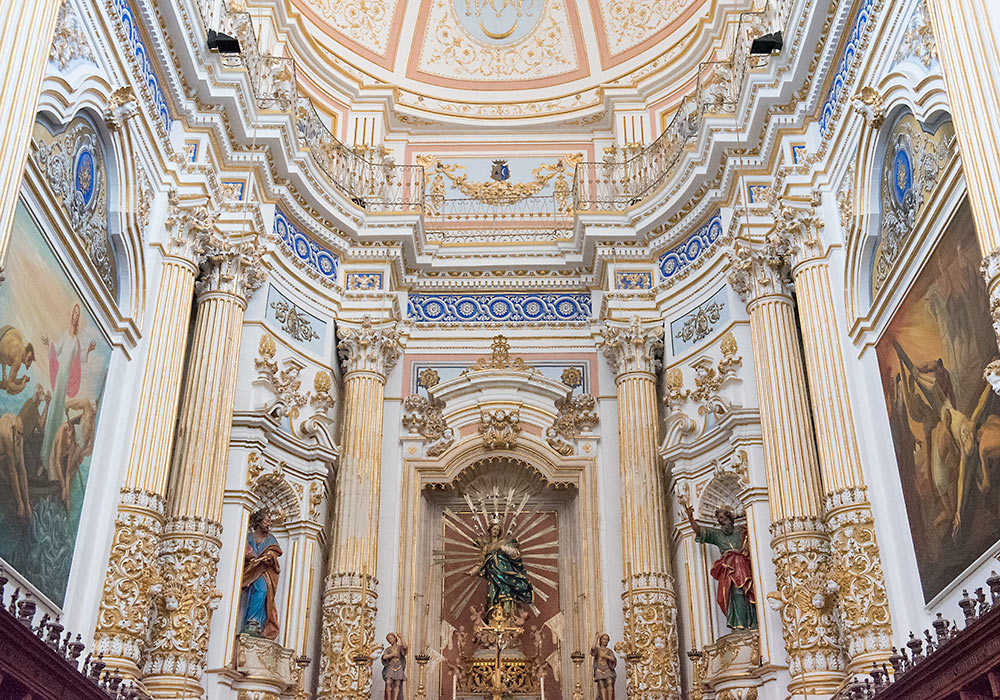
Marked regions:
[599,316,664,377]
[766,195,825,273]
[337,316,405,378]
[194,235,266,303]
[164,191,215,264]
[726,239,792,305]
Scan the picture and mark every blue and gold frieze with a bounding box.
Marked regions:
[614,271,653,290]
[407,293,592,324]
[111,0,172,130]
[345,272,384,291]
[273,208,339,282]
[819,0,877,136]
[657,211,723,280]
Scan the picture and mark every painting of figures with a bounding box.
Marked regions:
[876,201,1000,601]
[0,201,111,606]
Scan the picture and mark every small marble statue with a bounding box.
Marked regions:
[591,633,617,700]
[381,632,407,700]
[240,507,282,639]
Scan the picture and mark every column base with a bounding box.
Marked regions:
[142,517,223,699]
[317,572,377,699]
[93,489,166,679]
[825,488,892,673]
[769,517,846,695]
[617,571,681,700]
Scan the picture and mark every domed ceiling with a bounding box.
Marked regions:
[279,0,731,123]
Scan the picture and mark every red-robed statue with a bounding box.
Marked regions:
[685,505,757,630]
[240,508,283,639]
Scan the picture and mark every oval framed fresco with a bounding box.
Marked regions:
[452,0,545,45]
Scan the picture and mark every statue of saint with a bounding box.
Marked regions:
[591,633,616,700]
[474,519,533,615]
[684,505,757,630]
[240,507,283,639]
[381,632,407,700]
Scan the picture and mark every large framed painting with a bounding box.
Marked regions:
[876,201,1000,601]
[0,201,112,605]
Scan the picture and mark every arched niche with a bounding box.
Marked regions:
[395,437,601,700]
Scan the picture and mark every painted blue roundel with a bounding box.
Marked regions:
[75,150,96,207]
[893,147,912,205]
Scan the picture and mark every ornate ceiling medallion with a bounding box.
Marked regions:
[453,0,545,45]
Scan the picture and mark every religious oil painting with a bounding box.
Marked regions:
[876,201,1000,601]
[0,201,112,605]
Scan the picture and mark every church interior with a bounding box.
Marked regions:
[1,0,999,698]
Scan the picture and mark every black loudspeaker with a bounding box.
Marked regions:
[749,31,783,55]
[207,29,241,54]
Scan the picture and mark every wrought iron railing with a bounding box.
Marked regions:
[572,0,795,212]
[204,3,423,213]
[194,0,796,221]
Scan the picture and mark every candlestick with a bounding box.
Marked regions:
[570,651,585,700]
[414,652,430,700]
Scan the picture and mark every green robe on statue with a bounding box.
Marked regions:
[696,526,758,630]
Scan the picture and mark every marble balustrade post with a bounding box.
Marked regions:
[770,203,892,673]
[317,317,403,699]
[923,1,1000,362]
[599,318,681,700]
[92,201,215,679]
[728,244,845,696]
[0,0,62,266]
[141,237,265,699]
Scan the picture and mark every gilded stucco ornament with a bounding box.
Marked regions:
[49,1,95,68]
[311,371,337,413]
[93,489,167,673]
[337,317,404,377]
[825,488,892,664]
[675,300,724,343]
[195,235,267,302]
[164,191,216,264]
[318,573,379,699]
[615,572,682,700]
[402,393,454,457]
[465,335,535,373]
[852,87,885,129]
[270,300,320,343]
[599,317,664,376]
[768,517,845,688]
[479,408,521,449]
[143,518,224,684]
[725,241,791,305]
[546,393,599,456]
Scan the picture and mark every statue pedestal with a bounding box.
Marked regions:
[456,648,541,699]
[698,630,763,700]
[233,634,297,695]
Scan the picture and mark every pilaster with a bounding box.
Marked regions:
[318,317,403,699]
[142,237,265,698]
[94,198,214,678]
[0,0,62,265]
[727,244,845,693]
[599,319,681,700]
[771,199,892,671]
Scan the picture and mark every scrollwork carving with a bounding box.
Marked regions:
[270,300,320,343]
[546,393,599,456]
[825,488,892,664]
[195,235,266,302]
[768,518,845,688]
[318,573,379,699]
[479,409,521,450]
[402,393,454,457]
[617,572,682,700]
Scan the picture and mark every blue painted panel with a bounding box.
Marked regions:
[407,293,592,323]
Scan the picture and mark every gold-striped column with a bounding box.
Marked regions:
[771,203,891,673]
[142,238,264,699]
[0,0,61,265]
[599,318,680,700]
[93,201,214,678]
[318,317,403,699]
[924,1,1000,345]
[728,243,845,695]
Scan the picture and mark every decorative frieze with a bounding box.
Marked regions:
[407,292,592,324]
[657,211,724,279]
[273,209,339,283]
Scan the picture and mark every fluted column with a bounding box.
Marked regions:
[923,1,1000,356]
[770,204,892,672]
[142,238,264,699]
[599,318,680,700]
[0,0,61,266]
[728,244,845,695]
[318,318,403,699]
[93,201,214,678]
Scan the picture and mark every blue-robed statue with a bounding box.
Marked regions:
[240,508,283,639]
[476,520,533,615]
